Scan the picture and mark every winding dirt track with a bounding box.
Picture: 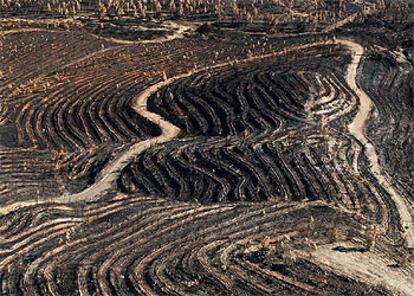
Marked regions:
[302,39,414,296]
[337,39,414,249]
[97,21,195,45]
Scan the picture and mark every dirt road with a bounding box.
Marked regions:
[305,39,414,296]
[337,39,414,249]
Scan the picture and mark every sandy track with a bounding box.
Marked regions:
[303,39,414,296]
[96,21,195,45]
[337,39,414,249]
[0,74,180,215]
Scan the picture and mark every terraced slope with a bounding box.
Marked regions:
[0,24,413,296]
[120,60,365,205]
[0,29,319,206]
[0,196,395,296]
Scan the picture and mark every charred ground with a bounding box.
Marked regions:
[0,1,413,295]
